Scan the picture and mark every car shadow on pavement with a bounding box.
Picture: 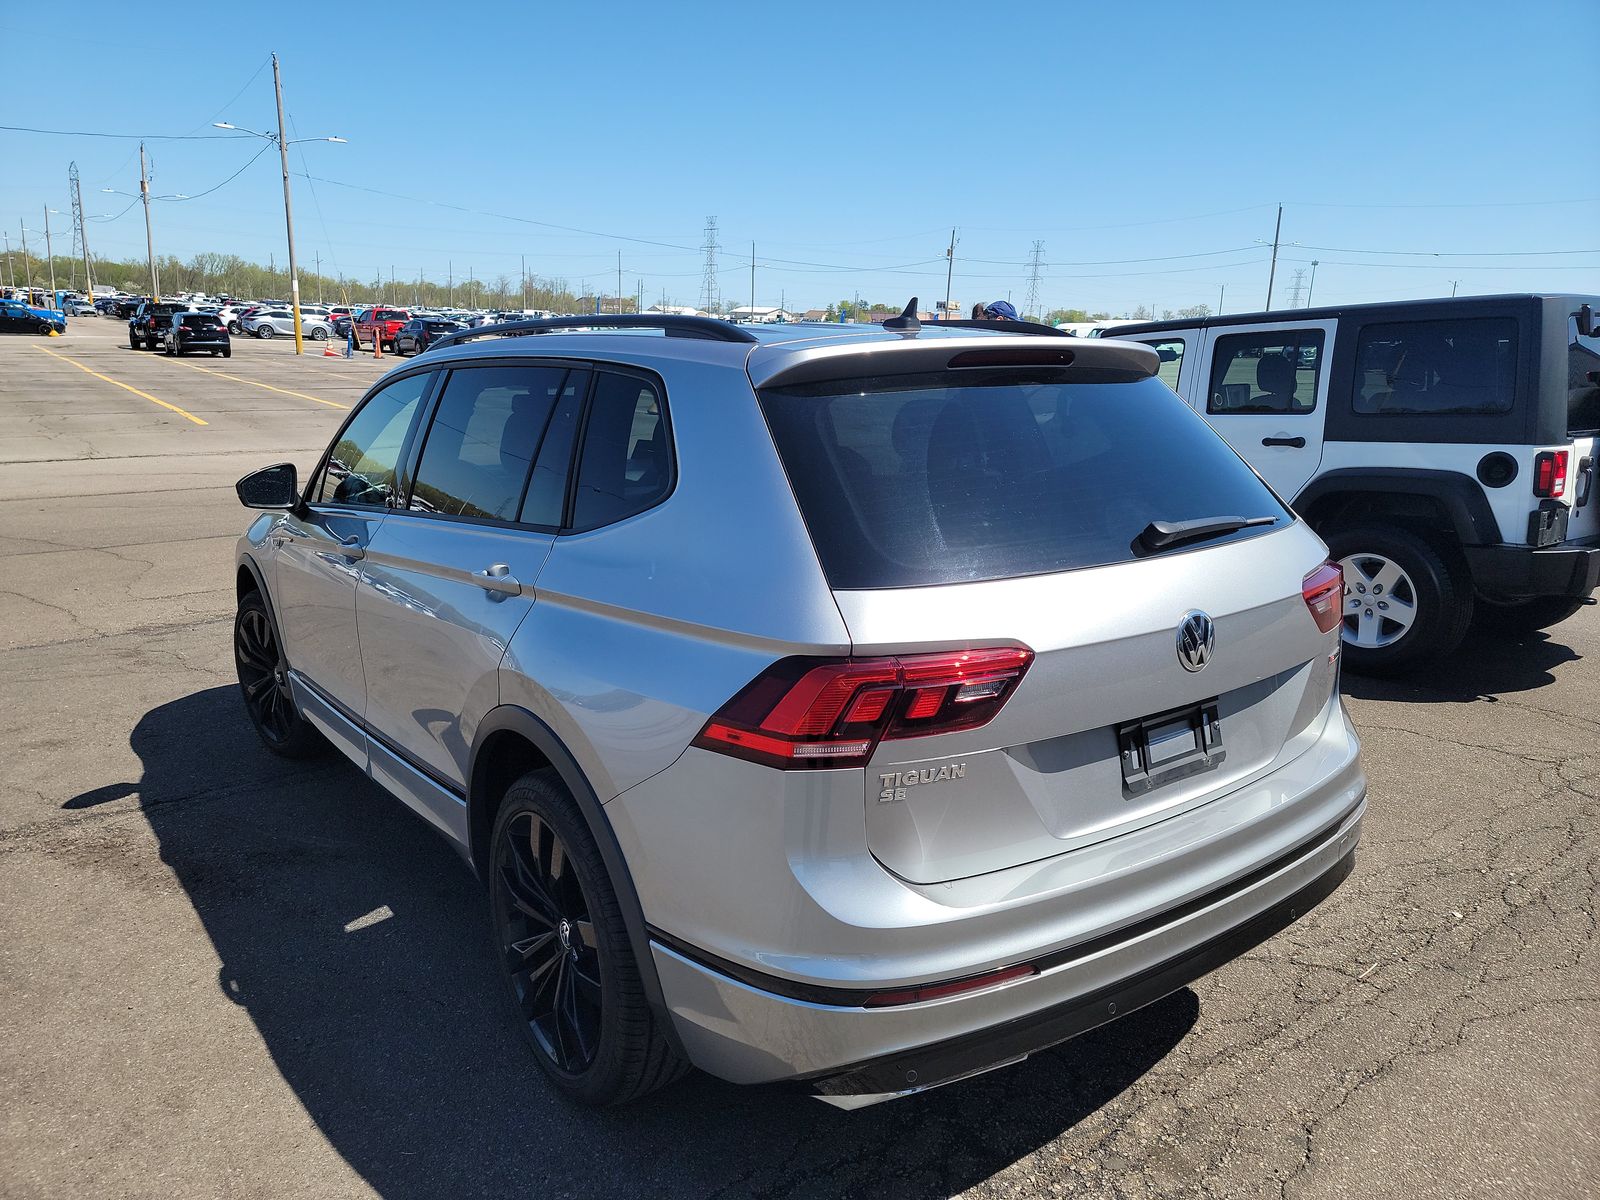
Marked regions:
[82,685,1199,1200]
[1341,623,1582,704]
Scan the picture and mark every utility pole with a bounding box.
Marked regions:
[699,216,719,316]
[3,231,13,288]
[1307,260,1319,307]
[1218,284,1226,316]
[943,227,957,318]
[448,260,453,307]
[136,142,159,299]
[750,240,756,320]
[1023,240,1044,321]
[1264,203,1283,310]
[521,254,527,310]
[315,251,322,303]
[19,219,32,293]
[42,207,56,299]
[70,163,94,300]
[1450,279,1461,297]
[617,250,623,316]
[271,54,305,354]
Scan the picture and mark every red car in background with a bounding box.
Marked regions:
[354,307,411,351]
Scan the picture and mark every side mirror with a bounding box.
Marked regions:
[236,462,302,511]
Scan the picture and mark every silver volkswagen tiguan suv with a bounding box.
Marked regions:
[233,311,1366,1108]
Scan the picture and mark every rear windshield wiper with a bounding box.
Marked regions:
[1134,514,1279,555]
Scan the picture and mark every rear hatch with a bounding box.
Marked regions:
[1561,304,1600,542]
[756,361,1341,884]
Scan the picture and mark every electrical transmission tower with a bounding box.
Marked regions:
[1286,267,1307,309]
[700,216,720,315]
[68,162,94,296]
[1023,240,1045,320]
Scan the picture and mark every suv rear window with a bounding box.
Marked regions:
[1568,313,1600,435]
[1353,317,1516,415]
[759,371,1289,589]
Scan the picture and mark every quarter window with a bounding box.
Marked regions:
[1141,338,1185,391]
[1207,330,1324,414]
[316,373,430,507]
[407,366,568,521]
[1353,318,1517,415]
[1568,314,1600,435]
[570,372,672,530]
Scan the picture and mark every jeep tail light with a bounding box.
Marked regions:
[1302,562,1344,635]
[1533,450,1568,499]
[692,646,1034,770]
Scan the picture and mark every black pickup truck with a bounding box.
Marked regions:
[128,301,184,350]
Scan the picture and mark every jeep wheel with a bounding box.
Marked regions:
[1326,525,1474,675]
[1473,595,1590,637]
[489,769,687,1105]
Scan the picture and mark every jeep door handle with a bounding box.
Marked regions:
[1261,436,1306,448]
[473,564,522,595]
[336,535,366,560]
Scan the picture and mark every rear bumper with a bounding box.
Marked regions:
[649,778,1365,1099]
[1465,536,1600,600]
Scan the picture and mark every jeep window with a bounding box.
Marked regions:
[1207,330,1323,414]
[407,366,567,521]
[1353,317,1516,415]
[1140,338,1185,391]
[1568,313,1600,435]
[759,371,1289,589]
[316,373,429,507]
[569,372,672,530]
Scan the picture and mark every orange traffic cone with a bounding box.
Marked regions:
[322,346,340,357]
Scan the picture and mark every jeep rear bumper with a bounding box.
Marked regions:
[1465,536,1600,600]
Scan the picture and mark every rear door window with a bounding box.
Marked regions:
[1208,330,1324,414]
[407,366,569,521]
[1352,317,1517,415]
[1568,313,1600,435]
[568,372,672,530]
[758,370,1289,589]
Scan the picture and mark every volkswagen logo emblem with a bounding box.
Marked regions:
[1177,611,1216,672]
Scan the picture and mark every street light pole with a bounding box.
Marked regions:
[73,171,95,301]
[1264,203,1283,311]
[140,142,158,300]
[42,207,56,300]
[1306,260,1319,308]
[270,54,305,355]
[943,227,956,318]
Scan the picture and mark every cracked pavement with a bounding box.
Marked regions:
[1,319,1595,1199]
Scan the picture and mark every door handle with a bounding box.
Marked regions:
[336,535,366,560]
[1261,436,1306,448]
[472,564,522,595]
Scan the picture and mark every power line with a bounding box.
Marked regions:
[0,124,240,140]
[1296,242,1599,257]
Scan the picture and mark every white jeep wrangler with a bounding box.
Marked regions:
[1109,294,1600,674]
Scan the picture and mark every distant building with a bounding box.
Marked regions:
[800,309,830,323]
[647,304,705,318]
[727,306,795,324]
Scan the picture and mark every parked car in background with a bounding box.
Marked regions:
[393,316,465,355]
[0,298,66,335]
[230,313,1364,1108]
[354,306,410,350]
[64,297,97,317]
[162,311,232,357]
[128,300,184,350]
[243,309,334,340]
[333,309,363,339]
[1108,294,1600,673]
[111,296,144,320]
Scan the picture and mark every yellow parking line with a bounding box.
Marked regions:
[159,356,349,409]
[34,346,208,426]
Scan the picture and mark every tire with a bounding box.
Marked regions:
[1473,595,1590,636]
[164,340,176,356]
[228,321,242,335]
[234,591,324,759]
[222,348,232,359]
[37,321,52,336]
[488,769,687,1105]
[1325,525,1475,675]
[310,326,328,341]
[129,331,140,350]
[257,325,275,339]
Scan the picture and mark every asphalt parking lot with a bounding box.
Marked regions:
[1,316,1596,1200]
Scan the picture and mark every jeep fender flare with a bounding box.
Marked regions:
[467,704,682,1048]
[1294,468,1502,546]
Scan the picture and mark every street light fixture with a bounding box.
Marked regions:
[211,55,346,355]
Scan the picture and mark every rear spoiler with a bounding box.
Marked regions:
[750,333,1160,391]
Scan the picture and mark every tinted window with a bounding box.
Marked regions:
[759,371,1289,589]
[408,366,567,521]
[317,373,429,507]
[1140,338,1185,391]
[1353,317,1516,415]
[180,315,218,328]
[570,372,672,530]
[1568,314,1600,435]
[1208,330,1324,414]
[520,371,589,526]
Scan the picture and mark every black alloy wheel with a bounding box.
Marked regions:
[495,808,604,1075]
[234,593,323,758]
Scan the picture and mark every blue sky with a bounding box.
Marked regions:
[3,2,1596,315]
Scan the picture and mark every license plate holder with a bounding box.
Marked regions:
[1117,699,1224,794]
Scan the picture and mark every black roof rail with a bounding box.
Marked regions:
[928,317,1071,337]
[426,313,758,352]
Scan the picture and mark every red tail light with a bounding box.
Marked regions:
[1534,450,1568,499]
[1302,562,1344,635]
[864,963,1037,1008]
[693,646,1034,770]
